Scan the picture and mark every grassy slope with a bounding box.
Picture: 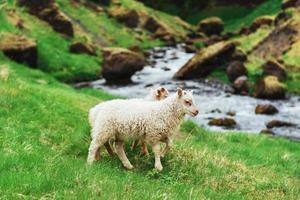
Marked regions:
[1,55,300,199]
[1,0,190,82]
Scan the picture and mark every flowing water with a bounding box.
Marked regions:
[91,45,300,140]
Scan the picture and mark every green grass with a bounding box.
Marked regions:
[0,5,102,82]
[56,0,163,49]
[1,54,300,199]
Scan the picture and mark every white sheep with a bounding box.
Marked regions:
[88,87,169,159]
[87,88,199,171]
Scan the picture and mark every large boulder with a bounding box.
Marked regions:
[0,33,37,67]
[102,48,146,84]
[174,41,236,79]
[69,42,97,56]
[250,16,273,32]
[262,60,287,81]
[109,8,139,28]
[18,0,74,37]
[255,104,279,115]
[255,76,286,99]
[226,61,248,82]
[143,16,176,45]
[198,17,224,36]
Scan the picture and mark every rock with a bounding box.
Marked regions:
[250,16,273,32]
[6,9,26,30]
[262,60,287,81]
[184,45,197,53]
[174,41,236,79]
[143,17,162,33]
[198,17,224,36]
[251,22,298,59]
[255,104,279,115]
[162,66,171,71]
[226,61,248,83]
[69,42,96,56]
[233,76,249,95]
[275,12,291,26]
[238,27,250,35]
[260,129,274,135]
[109,8,139,28]
[226,111,236,116]
[255,76,286,99]
[266,120,295,129]
[0,33,37,67]
[208,118,236,127]
[203,35,223,46]
[282,0,300,9]
[102,48,146,84]
[18,0,74,37]
[231,49,247,62]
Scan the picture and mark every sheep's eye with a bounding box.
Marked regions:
[185,100,191,106]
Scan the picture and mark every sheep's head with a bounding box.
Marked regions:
[177,88,199,117]
[151,87,169,101]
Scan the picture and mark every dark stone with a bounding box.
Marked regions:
[255,104,279,115]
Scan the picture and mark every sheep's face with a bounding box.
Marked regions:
[152,87,169,101]
[177,88,199,117]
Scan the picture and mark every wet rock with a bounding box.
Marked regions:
[266,120,295,129]
[255,104,279,115]
[262,60,287,81]
[198,17,224,36]
[69,42,96,56]
[255,76,286,99]
[18,0,74,37]
[162,66,171,71]
[226,111,236,116]
[282,0,300,9]
[174,41,236,79]
[109,8,139,28]
[210,108,222,113]
[260,129,274,135]
[226,61,248,83]
[250,16,273,32]
[184,45,197,53]
[0,33,37,67]
[208,118,236,127]
[102,47,146,84]
[231,49,247,62]
[233,76,249,95]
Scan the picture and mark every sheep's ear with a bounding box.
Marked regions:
[156,89,161,97]
[177,88,183,97]
[160,87,165,92]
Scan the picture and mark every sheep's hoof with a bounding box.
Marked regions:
[155,165,163,171]
[124,163,134,170]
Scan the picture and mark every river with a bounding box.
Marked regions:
[91,45,300,140]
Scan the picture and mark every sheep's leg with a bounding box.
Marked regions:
[161,138,173,158]
[87,138,102,164]
[131,140,139,151]
[104,142,114,156]
[115,140,134,170]
[87,128,112,164]
[152,143,163,171]
[141,141,149,156]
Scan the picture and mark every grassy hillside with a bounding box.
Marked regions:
[1,55,300,199]
[0,0,189,82]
